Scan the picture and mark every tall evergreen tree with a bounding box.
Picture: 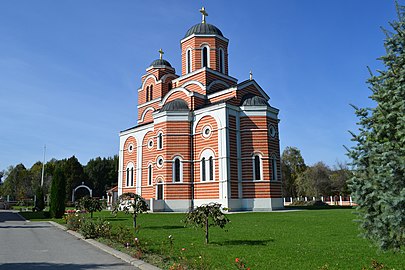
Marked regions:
[63,156,86,202]
[50,166,66,218]
[348,2,405,250]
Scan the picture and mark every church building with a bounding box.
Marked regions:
[118,8,283,211]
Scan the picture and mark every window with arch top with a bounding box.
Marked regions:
[156,181,163,200]
[253,154,262,181]
[218,48,225,73]
[148,164,153,186]
[157,132,163,150]
[271,156,278,181]
[149,85,153,101]
[126,163,134,187]
[173,157,183,183]
[186,49,192,73]
[146,86,150,102]
[200,149,215,182]
[201,45,210,68]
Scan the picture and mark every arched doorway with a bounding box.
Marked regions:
[72,182,92,202]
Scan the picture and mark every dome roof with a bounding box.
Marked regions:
[160,99,189,112]
[149,59,172,68]
[241,94,269,107]
[184,23,223,38]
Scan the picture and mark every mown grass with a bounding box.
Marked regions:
[21,209,405,269]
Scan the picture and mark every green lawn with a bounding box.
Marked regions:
[22,209,405,270]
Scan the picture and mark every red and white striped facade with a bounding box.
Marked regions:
[118,16,283,211]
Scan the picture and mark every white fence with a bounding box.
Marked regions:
[283,195,355,206]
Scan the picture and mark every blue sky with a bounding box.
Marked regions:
[0,1,398,171]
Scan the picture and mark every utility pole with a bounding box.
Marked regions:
[41,145,46,187]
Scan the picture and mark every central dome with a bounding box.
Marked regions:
[184,23,223,38]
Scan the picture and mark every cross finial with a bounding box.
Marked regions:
[158,48,164,60]
[199,7,208,24]
[249,70,253,80]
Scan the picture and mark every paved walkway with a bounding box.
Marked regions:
[0,210,135,270]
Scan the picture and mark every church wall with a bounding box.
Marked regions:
[194,115,220,199]
[140,130,156,200]
[122,136,137,192]
[228,115,239,199]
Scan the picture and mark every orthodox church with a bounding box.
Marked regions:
[118,8,282,211]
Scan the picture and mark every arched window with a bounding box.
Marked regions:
[146,86,150,102]
[201,46,209,68]
[148,164,152,186]
[173,157,182,182]
[157,132,163,150]
[126,163,134,187]
[126,168,130,186]
[209,156,214,181]
[168,82,172,91]
[200,149,215,181]
[156,182,163,200]
[201,157,206,181]
[149,85,153,101]
[271,156,277,181]
[130,167,134,186]
[253,154,262,181]
[186,49,192,73]
[218,48,225,73]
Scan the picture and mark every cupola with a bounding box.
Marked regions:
[180,7,229,76]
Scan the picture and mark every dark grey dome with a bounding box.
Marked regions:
[160,99,189,112]
[241,95,269,106]
[150,59,172,68]
[184,23,223,38]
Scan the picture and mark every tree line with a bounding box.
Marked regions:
[281,146,351,199]
[0,155,118,202]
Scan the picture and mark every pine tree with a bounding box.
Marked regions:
[348,2,405,250]
[50,166,66,218]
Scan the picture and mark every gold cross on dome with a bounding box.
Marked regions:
[200,7,208,24]
[158,48,164,60]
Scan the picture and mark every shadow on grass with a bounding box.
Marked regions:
[144,225,185,230]
[285,205,355,210]
[212,239,274,246]
[104,217,129,221]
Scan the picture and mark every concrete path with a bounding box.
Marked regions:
[0,210,136,270]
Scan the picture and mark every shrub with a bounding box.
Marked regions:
[79,218,111,239]
[64,211,86,231]
[111,224,134,245]
[76,196,105,218]
[290,200,329,207]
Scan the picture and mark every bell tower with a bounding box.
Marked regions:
[180,7,229,76]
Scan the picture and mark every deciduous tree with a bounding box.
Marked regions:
[185,203,230,244]
[112,193,148,231]
[296,162,332,198]
[281,147,306,197]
